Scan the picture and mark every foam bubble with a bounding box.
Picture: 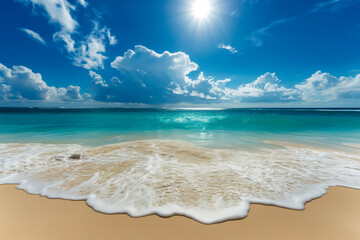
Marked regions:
[0,140,359,224]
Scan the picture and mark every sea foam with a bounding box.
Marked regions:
[0,140,359,224]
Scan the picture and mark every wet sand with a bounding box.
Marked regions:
[0,185,359,240]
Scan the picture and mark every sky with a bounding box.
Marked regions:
[0,0,359,107]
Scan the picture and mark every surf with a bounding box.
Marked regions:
[0,140,359,224]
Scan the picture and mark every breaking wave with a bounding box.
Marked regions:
[0,140,359,223]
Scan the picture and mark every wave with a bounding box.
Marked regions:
[161,115,226,125]
[0,140,359,224]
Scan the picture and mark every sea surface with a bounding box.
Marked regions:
[0,108,360,223]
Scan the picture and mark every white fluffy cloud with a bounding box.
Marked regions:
[71,23,109,70]
[89,46,360,105]
[218,73,299,102]
[53,32,75,52]
[53,22,116,70]
[20,0,78,33]
[95,45,225,103]
[18,0,116,70]
[296,71,360,101]
[88,46,298,104]
[3,58,357,105]
[58,85,83,101]
[0,63,82,101]
[19,28,46,45]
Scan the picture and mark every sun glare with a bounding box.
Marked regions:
[192,0,211,20]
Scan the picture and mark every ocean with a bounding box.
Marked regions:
[0,108,360,223]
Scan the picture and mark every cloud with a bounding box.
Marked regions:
[53,22,115,70]
[19,28,46,45]
[0,63,82,101]
[295,71,360,101]
[226,73,299,102]
[311,0,355,12]
[2,55,358,106]
[20,0,78,33]
[87,46,299,104]
[18,0,116,71]
[77,0,87,8]
[90,45,228,103]
[0,63,53,100]
[97,46,360,105]
[91,46,196,103]
[53,32,75,52]
[70,23,109,70]
[217,43,238,54]
[107,29,117,46]
[246,17,296,47]
[58,85,83,101]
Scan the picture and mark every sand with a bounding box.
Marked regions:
[0,185,359,240]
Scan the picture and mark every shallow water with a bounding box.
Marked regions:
[1,108,360,148]
[0,108,359,223]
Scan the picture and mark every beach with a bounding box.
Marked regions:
[1,108,360,238]
[1,185,359,240]
[1,0,360,237]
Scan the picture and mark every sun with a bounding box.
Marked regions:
[192,0,211,20]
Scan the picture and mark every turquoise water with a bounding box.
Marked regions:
[0,108,360,149]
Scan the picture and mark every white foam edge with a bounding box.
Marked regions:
[1,174,359,224]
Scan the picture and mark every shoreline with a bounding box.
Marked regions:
[1,185,359,240]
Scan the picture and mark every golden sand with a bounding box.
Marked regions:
[0,185,359,240]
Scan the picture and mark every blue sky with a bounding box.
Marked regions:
[0,0,359,107]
